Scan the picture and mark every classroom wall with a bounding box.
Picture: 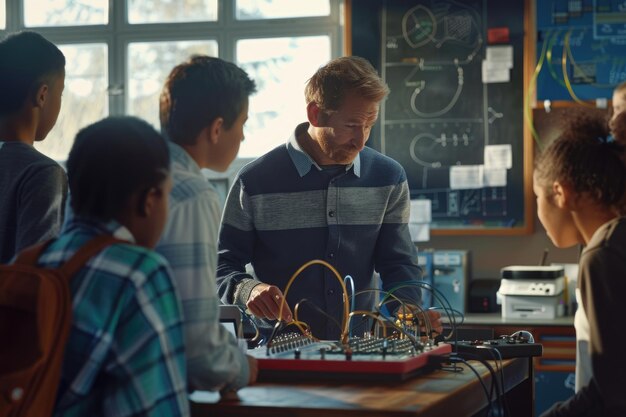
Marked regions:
[424,214,580,279]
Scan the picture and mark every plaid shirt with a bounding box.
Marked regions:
[38,218,189,417]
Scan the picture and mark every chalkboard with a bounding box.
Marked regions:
[350,0,532,234]
[535,0,626,102]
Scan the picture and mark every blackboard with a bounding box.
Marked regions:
[350,0,532,235]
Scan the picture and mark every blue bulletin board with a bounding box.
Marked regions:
[535,0,626,102]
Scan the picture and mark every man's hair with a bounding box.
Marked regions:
[304,56,389,113]
[67,117,170,221]
[0,31,65,116]
[615,80,626,95]
[159,55,256,146]
[535,110,626,210]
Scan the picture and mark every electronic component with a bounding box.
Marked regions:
[249,333,452,381]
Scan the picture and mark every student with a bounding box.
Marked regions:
[0,31,67,263]
[611,80,626,123]
[536,111,626,417]
[36,117,189,416]
[217,56,441,340]
[157,56,258,393]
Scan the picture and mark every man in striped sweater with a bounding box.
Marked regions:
[217,56,441,340]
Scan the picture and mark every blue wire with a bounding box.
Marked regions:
[344,275,355,337]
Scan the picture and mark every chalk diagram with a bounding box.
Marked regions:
[382,0,509,221]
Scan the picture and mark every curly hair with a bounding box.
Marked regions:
[535,110,626,210]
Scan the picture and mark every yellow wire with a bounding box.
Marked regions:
[348,310,387,339]
[565,30,614,89]
[280,259,350,345]
[283,320,320,342]
[525,29,550,149]
[562,30,595,108]
[546,30,567,87]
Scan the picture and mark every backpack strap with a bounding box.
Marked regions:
[14,234,129,277]
[58,235,128,278]
[13,239,56,266]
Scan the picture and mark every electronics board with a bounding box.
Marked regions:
[248,333,452,381]
[452,337,543,360]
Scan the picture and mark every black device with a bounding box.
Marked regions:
[468,278,501,313]
[452,336,543,359]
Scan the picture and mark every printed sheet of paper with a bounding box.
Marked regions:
[410,199,432,223]
[484,144,512,169]
[450,165,484,189]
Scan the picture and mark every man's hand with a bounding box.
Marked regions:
[424,309,443,335]
[246,283,293,322]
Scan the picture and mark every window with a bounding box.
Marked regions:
[24,0,108,27]
[127,40,218,128]
[0,0,5,29]
[237,36,331,157]
[0,0,344,162]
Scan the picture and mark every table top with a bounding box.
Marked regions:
[190,357,530,417]
[460,313,574,327]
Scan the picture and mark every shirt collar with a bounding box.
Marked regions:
[286,122,361,178]
[167,140,203,177]
[65,217,136,243]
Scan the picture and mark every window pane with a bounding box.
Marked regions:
[128,0,217,24]
[127,41,218,128]
[237,36,331,158]
[24,0,108,27]
[236,0,330,20]
[0,0,5,29]
[35,44,109,161]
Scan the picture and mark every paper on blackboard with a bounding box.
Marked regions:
[484,144,512,169]
[450,165,484,189]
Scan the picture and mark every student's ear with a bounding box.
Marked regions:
[33,83,49,108]
[207,117,224,145]
[307,102,323,127]
[137,187,160,218]
[552,181,575,209]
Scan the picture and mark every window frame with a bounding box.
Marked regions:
[1,0,344,130]
[1,0,345,194]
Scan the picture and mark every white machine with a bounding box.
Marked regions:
[498,266,565,319]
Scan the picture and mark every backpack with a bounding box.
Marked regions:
[0,235,125,417]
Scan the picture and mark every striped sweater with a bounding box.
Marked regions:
[217,123,422,339]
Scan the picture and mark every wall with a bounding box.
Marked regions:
[424,213,580,279]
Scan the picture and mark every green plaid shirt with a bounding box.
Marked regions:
[38,218,189,417]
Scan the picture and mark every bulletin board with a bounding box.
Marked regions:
[535,0,626,103]
[349,0,533,235]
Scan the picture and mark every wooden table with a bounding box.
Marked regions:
[190,357,532,417]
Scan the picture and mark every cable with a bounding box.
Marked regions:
[350,288,422,349]
[451,356,495,417]
[280,259,350,345]
[293,298,343,336]
[344,275,356,337]
[525,28,551,149]
[509,330,534,343]
[347,310,387,338]
[384,281,459,341]
[562,29,595,108]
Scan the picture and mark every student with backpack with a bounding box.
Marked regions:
[2,117,190,417]
[536,111,626,417]
[0,31,68,264]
